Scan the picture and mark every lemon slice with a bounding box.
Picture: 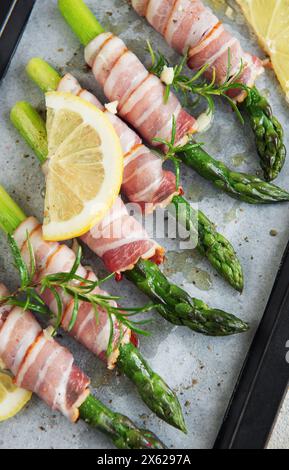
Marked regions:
[237,0,289,99]
[43,92,123,241]
[0,371,32,422]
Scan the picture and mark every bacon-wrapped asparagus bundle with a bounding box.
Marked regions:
[25,58,244,291]
[57,0,289,197]
[0,187,185,432]
[0,284,165,449]
[129,0,286,181]
[0,285,90,423]
[10,101,249,337]
[132,0,262,96]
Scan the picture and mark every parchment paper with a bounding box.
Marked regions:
[0,0,288,449]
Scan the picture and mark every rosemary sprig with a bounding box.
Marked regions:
[153,115,202,189]
[147,41,248,123]
[0,235,155,356]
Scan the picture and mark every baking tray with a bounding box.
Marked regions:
[214,240,289,449]
[0,0,36,81]
[0,0,288,449]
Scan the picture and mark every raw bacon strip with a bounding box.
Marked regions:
[0,284,90,422]
[146,0,173,34]
[57,74,179,213]
[81,197,164,272]
[0,284,12,330]
[0,307,41,376]
[132,0,150,16]
[84,32,197,146]
[16,332,89,422]
[131,0,263,101]
[13,216,132,369]
[92,36,128,88]
[122,145,177,212]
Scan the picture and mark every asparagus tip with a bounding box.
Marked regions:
[118,343,186,432]
[236,320,249,334]
[179,419,188,434]
[236,282,244,294]
[245,87,287,182]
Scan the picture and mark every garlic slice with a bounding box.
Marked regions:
[105,101,119,115]
[160,66,175,86]
[196,109,214,133]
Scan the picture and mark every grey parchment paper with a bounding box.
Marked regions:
[0,0,288,449]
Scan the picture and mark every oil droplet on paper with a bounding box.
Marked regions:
[231,153,247,168]
[90,368,114,389]
[223,203,240,223]
[186,268,213,291]
[163,251,212,291]
[185,183,204,202]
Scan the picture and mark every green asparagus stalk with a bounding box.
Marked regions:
[10,102,48,163]
[79,395,165,449]
[125,260,248,336]
[57,0,289,203]
[0,187,26,234]
[25,57,243,291]
[58,0,104,45]
[180,145,289,203]
[0,185,186,433]
[170,195,243,291]
[242,87,286,182]
[10,101,248,335]
[118,343,186,432]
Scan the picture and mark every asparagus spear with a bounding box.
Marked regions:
[180,145,289,204]
[57,0,289,202]
[242,87,287,182]
[170,195,243,291]
[58,0,104,45]
[126,259,248,336]
[25,58,243,291]
[118,343,185,431]
[10,101,249,335]
[79,395,165,449]
[0,185,186,433]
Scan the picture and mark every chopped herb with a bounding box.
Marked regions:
[153,115,202,189]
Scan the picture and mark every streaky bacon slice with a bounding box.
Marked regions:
[0,284,90,422]
[81,197,165,272]
[57,73,179,213]
[0,284,12,330]
[131,0,263,102]
[84,32,197,146]
[13,216,132,369]
[146,0,174,35]
[92,36,128,88]
[0,306,41,376]
[131,0,150,16]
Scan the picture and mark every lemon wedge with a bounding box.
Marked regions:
[0,371,32,422]
[43,92,123,241]
[237,0,289,99]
